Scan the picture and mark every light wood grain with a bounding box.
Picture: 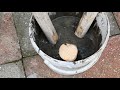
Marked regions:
[59,43,78,61]
[75,12,98,38]
[32,12,58,44]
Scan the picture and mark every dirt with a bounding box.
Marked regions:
[32,14,102,61]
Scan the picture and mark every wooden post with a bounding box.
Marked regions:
[32,12,58,44]
[75,12,99,38]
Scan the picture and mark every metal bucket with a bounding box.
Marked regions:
[29,12,110,75]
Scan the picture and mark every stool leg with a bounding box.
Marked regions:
[32,12,58,44]
[75,12,98,38]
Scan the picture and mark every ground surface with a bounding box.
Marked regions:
[0,12,120,78]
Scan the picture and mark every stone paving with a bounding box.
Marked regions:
[0,12,120,78]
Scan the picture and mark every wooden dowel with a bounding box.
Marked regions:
[75,12,99,38]
[32,12,58,44]
[59,43,78,61]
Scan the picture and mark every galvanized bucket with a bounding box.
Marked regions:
[29,12,110,75]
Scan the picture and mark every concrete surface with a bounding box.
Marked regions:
[0,12,22,64]
[106,12,120,36]
[13,12,37,57]
[114,12,120,28]
[0,61,25,78]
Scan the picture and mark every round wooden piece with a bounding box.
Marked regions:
[59,43,78,61]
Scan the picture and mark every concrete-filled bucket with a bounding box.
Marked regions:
[29,12,110,75]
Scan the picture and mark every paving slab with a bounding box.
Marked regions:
[113,12,120,28]
[23,35,120,78]
[13,12,37,57]
[106,12,120,36]
[0,12,22,64]
[0,60,25,78]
